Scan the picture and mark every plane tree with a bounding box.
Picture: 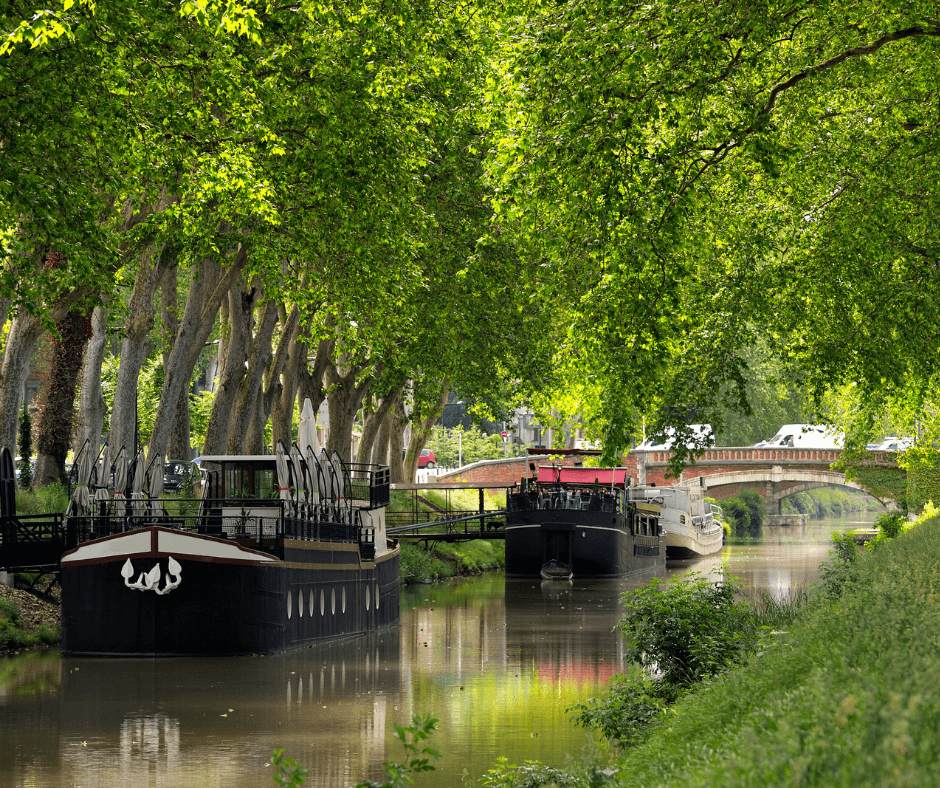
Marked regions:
[485,0,940,463]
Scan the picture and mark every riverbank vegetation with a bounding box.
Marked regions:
[780,487,885,519]
[399,540,504,585]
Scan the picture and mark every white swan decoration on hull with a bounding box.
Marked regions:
[121,556,182,595]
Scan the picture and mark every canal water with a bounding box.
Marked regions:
[0,514,876,787]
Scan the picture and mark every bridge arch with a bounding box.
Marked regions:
[697,468,898,510]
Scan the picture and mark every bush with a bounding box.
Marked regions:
[16,482,69,516]
[876,509,905,538]
[737,490,766,528]
[620,572,757,689]
[722,498,752,536]
[569,671,668,747]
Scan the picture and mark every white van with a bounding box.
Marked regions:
[755,424,843,450]
[635,424,714,451]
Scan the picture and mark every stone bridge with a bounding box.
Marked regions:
[433,447,906,510]
[636,447,904,511]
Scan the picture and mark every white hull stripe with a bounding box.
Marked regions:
[61,527,277,566]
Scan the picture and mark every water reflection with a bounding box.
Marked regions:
[0,515,872,788]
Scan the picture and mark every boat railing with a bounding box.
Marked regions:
[344,463,390,510]
[65,497,367,553]
[507,489,620,514]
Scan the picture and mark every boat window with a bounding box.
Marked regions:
[309,590,314,616]
[299,590,304,617]
[366,585,370,611]
[375,584,379,609]
[320,589,325,616]
[331,588,336,615]
[287,591,292,619]
[256,469,275,498]
[342,587,346,613]
[226,466,250,498]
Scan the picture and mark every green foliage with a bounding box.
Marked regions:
[16,482,69,516]
[0,598,59,651]
[430,540,504,574]
[841,464,908,509]
[818,531,860,598]
[424,426,526,468]
[17,400,32,489]
[737,490,766,529]
[479,757,581,787]
[399,543,454,584]
[605,516,940,788]
[399,539,505,584]
[270,749,309,788]
[722,498,753,537]
[356,714,439,788]
[876,510,905,539]
[568,672,667,748]
[780,487,884,518]
[620,573,757,689]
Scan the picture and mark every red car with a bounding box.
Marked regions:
[417,449,436,469]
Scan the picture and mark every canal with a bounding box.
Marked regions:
[0,514,874,787]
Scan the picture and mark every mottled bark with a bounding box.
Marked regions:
[255,304,300,453]
[270,329,303,449]
[0,291,86,453]
[74,305,109,457]
[356,387,399,465]
[160,265,191,460]
[323,354,376,461]
[226,298,278,454]
[107,240,168,463]
[387,388,408,484]
[147,250,247,461]
[34,308,94,486]
[202,282,255,455]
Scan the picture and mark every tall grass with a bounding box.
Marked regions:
[16,482,69,516]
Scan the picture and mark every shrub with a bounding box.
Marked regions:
[569,671,668,747]
[620,572,757,689]
[876,510,905,539]
[738,490,766,528]
[722,498,752,536]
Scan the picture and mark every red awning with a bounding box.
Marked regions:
[536,466,631,485]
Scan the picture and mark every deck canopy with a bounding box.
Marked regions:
[536,466,631,486]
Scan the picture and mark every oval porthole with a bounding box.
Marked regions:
[320,589,325,616]
[375,584,379,609]
[366,585,370,611]
[299,590,304,617]
[309,590,314,615]
[287,591,292,620]
[342,587,347,613]
[331,588,336,615]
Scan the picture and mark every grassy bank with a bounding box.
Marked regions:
[399,540,505,584]
[599,516,940,787]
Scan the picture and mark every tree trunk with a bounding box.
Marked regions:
[108,241,166,463]
[34,308,94,486]
[226,298,278,454]
[387,388,408,483]
[73,305,109,458]
[202,282,255,455]
[402,381,449,480]
[160,264,192,460]
[356,387,399,465]
[323,355,374,461]
[147,250,247,461]
[256,304,300,453]
[0,289,86,453]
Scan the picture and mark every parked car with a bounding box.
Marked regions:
[417,449,436,469]
[164,460,197,492]
[753,424,843,450]
[872,437,914,451]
